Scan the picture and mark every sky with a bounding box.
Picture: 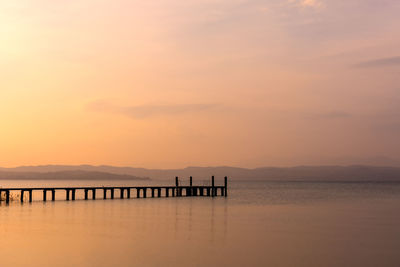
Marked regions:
[1,0,400,168]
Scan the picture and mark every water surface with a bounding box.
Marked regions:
[1,180,399,267]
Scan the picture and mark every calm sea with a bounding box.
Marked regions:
[1,180,400,267]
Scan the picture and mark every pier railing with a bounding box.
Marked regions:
[0,176,228,204]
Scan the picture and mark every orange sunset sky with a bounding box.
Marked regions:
[1,0,400,168]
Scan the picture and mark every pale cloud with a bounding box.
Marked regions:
[355,56,400,68]
[288,0,322,8]
[88,101,217,119]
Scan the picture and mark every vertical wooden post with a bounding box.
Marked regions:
[212,176,215,197]
[71,189,76,201]
[157,188,161,197]
[127,188,131,199]
[21,190,24,202]
[166,188,169,197]
[52,190,56,201]
[224,176,228,197]
[172,187,175,197]
[190,176,193,196]
[111,188,114,199]
[66,189,70,201]
[151,188,155,198]
[175,177,179,196]
[103,189,107,199]
[29,190,33,202]
[120,188,124,199]
[6,190,10,204]
[85,189,89,200]
[143,188,147,198]
[137,188,140,198]
[43,190,47,201]
[92,189,96,200]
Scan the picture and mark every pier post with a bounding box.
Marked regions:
[29,190,33,202]
[200,187,204,196]
[224,176,228,197]
[166,188,169,197]
[71,189,76,201]
[92,189,96,200]
[43,190,47,201]
[66,189,70,201]
[111,188,114,199]
[6,190,10,204]
[85,189,89,200]
[52,190,55,201]
[103,189,107,199]
[193,187,198,196]
[127,188,131,199]
[190,176,193,196]
[21,190,25,202]
[151,188,155,198]
[120,188,124,199]
[172,187,175,197]
[157,188,161,197]
[143,188,147,198]
[175,177,179,196]
[137,188,140,198]
[212,176,215,197]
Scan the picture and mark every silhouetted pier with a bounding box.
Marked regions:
[0,176,228,204]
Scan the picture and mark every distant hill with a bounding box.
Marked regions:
[0,170,149,181]
[1,165,400,182]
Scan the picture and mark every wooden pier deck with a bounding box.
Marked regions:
[0,176,228,204]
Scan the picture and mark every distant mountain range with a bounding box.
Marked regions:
[0,169,148,181]
[1,165,400,182]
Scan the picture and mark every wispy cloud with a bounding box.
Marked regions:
[355,56,400,68]
[305,111,352,120]
[288,0,322,8]
[88,101,217,119]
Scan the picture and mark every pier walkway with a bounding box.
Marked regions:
[0,176,228,204]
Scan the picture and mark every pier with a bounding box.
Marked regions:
[0,176,228,204]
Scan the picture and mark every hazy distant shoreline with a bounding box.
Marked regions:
[0,170,149,181]
[2,165,400,182]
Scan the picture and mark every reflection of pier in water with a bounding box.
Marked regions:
[0,176,228,204]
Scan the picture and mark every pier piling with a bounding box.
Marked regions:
[212,176,215,197]
[224,176,228,197]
